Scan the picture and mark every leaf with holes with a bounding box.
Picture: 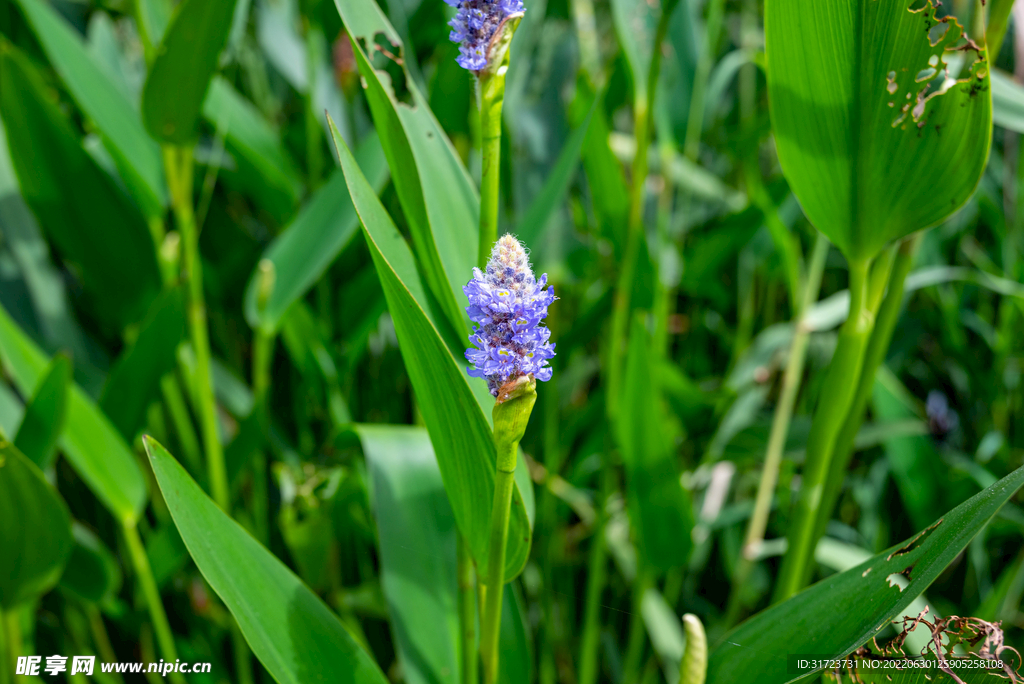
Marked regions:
[766,0,992,262]
[706,463,1024,684]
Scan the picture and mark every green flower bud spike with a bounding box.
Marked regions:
[480,374,537,684]
[680,613,708,684]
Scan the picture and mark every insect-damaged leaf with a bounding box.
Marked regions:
[766,0,992,262]
[706,463,1024,684]
[332,0,479,338]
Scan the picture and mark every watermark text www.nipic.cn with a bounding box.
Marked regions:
[16,655,213,677]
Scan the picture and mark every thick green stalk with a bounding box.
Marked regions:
[480,378,536,684]
[811,234,922,549]
[251,327,274,545]
[478,67,507,268]
[726,233,829,624]
[457,534,478,684]
[123,522,187,684]
[164,146,228,512]
[773,258,875,602]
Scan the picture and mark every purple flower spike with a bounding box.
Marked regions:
[447,0,525,71]
[464,234,556,397]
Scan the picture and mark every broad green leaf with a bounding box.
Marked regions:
[0,43,161,330]
[203,77,302,224]
[765,0,992,261]
[13,354,71,471]
[243,135,389,334]
[618,318,694,569]
[358,425,460,684]
[0,304,147,524]
[329,119,532,583]
[359,425,532,684]
[144,436,390,684]
[141,0,240,144]
[58,522,122,605]
[13,0,166,218]
[0,438,73,608]
[706,463,1024,684]
[332,0,478,335]
[99,287,186,442]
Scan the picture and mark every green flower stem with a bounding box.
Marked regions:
[811,233,923,549]
[773,256,875,602]
[457,534,478,684]
[163,146,228,512]
[251,326,274,545]
[726,233,829,624]
[477,63,508,269]
[480,377,537,684]
[122,522,187,684]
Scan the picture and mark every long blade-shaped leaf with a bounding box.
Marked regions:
[242,134,389,334]
[329,118,532,583]
[144,436,390,684]
[358,425,460,684]
[0,439,72,609]
[141,0,239,143]
[13,0,166,218]
[0,304,147,524]
[332,0,478,335]
[766,0,992,261]
[707,463,1024,684]
[0,42,161,330]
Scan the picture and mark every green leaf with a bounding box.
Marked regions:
[618,318,694,569]
[13,0,166,218]
[141,0,240,144]
[243,135,389,334]
[0,42,161,330]
[611,0,659,101]
[358,424,460,684]
[203,77,302,223]
[765,0,992,261]
[0,438,73,609]
[332,0,479,335]
[99,287,186,442]
[0,304,147,524]
[144,436,390,684]
[58,522,122,605]
[329,118,532,583]
[13,354,71,471]
[706,463,1024,684]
